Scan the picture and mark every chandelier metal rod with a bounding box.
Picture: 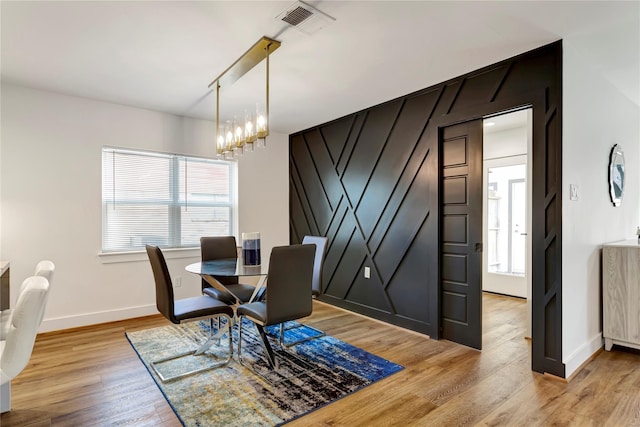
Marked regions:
[208,36,281,89]
[266,41,270,138]
[215,80,220,148]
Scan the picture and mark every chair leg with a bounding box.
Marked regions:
[194,317,226,355]
[279,322,325,348]
[238,316,277,370]
[0,382,10,413]
[238,319,322,384]
[255,324,277,369]
[150,314,233,383]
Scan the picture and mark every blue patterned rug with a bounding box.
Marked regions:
[126,319,403,426]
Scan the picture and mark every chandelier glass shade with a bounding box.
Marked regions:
[209,37,281,158]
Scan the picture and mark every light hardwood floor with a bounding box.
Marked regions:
[2,293,640,426]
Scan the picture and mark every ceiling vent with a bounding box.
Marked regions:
[275,1,335,35]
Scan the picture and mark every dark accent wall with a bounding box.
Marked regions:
[290,42,564,377]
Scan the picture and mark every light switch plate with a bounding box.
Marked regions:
[570,184,579,201]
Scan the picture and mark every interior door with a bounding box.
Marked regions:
[440,120,483,350]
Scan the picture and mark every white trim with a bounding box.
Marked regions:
[97,247,200,264]
[563,332,603,378]
[39,304,158,332]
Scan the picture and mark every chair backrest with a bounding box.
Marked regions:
[265,244,315,325]
[301,236,328,296]
[0,276,50,385]
[33,260,55,326]
[15,260,56,299]
[145,245,176,324]
[34,260,55,284]
[200,236,239,287]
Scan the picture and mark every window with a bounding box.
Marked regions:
[102,147,236,252]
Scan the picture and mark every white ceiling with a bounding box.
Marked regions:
[1,1,638,135]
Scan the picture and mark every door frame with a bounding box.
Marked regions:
[434,89,563,376]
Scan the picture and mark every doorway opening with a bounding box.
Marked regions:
[482,108,532,349]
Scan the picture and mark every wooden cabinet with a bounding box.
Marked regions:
[603,240,640,351]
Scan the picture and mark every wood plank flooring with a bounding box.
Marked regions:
[2,293,640,426]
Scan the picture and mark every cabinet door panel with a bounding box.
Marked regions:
[603,245,640,350]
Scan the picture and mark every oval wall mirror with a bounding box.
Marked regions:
[608,144,625,207]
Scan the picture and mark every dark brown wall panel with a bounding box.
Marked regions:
[451,66,507,109]
[290,41,564,376]
[320,116,354,165]
[386,220,434,324]
[347,267,394,312]
[434,83,461,116]
[355,92,437,239]
[373,163,431,284]
[290,135,332,234]
[368,136,432,254]
[289,179,308,242]
[336,114,365,176]
[323,212,360,298]
[304,130,343,211]
[341,100,403,207]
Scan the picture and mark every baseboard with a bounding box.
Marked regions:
[40,304,158,333]
[563,332,603,379]
[313,299,432,339]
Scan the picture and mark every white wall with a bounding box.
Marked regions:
[562,22,640,376]
[0,83,289,332]
[483,127,527,160]
[237,135,290,261]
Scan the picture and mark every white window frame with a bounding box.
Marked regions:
[99,147,237,261]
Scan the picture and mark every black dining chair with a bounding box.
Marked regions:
[277,235,328,347]
[302,235,328,298]
[145,245,234,382]
[200,236,256,305]
[236,244,316,369]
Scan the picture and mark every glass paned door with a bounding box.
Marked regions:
[486,164,526,276]
[510,179,526,274]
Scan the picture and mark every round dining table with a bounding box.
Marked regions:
[185,258,269,304]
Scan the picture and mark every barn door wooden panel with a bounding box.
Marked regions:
[440,120,483,349]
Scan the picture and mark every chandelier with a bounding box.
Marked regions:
[208,36,281,158]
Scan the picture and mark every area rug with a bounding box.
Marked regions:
[126,320,403,426]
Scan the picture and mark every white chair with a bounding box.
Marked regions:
[31,261,54,325]
[1,260,55,340]
[0,276,51,412]
[33,260,55,285]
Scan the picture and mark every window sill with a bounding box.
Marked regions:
[98,247,200,264]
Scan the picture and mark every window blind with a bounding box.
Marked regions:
[102,147,236,252]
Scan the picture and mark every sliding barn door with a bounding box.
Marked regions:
[440,120,483,350]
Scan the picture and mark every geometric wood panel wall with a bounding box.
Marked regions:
[290,41,564,377]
